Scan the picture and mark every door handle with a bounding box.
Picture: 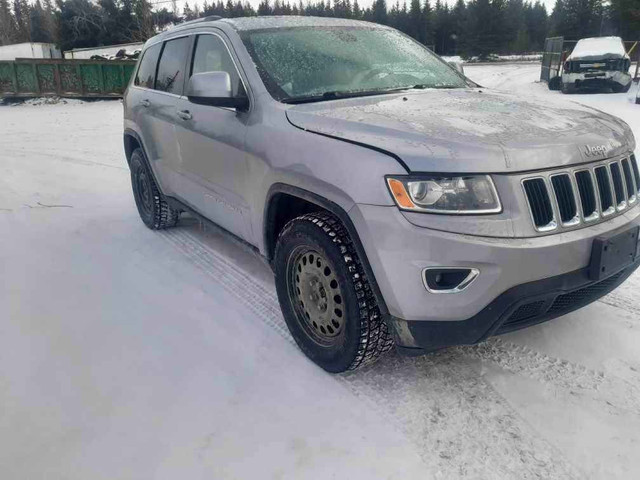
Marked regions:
[177,110,192,120]
[140,99,150,107]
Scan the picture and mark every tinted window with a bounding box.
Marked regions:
[134,43,161,89]
[156,37,190,94]
[191,34,244,96]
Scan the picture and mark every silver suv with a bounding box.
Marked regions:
[123,16,640,372]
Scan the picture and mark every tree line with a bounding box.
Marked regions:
[0,0,638,57]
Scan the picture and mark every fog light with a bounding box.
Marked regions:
[423,267,479,294]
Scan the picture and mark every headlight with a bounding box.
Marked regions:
[386,175,502,214]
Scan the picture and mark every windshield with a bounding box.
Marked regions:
[241,26,468,102]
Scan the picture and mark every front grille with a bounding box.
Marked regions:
[551,174,578,224]
[621,158,637,201]
[499,269,629,333]
[522,156,637,232]
[523,178,555,229]
[575,170,597,219]
[504,300,547,326]
[546,270,625,315]
[594,166,614,212]
[609,162,626,207]
[630,154,640,194]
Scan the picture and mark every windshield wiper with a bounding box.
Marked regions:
[282,88,406,104]
[410,84,461,90]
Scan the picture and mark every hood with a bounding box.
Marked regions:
[567,36,629,61]
[285,89,635,173]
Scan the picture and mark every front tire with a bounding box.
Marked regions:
[274,212,393,372]
[130,148,179,230]
[561,81,577,94]
[612,82,631,93]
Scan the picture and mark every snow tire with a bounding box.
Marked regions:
[130,148,180,230]
[274,211,394,373]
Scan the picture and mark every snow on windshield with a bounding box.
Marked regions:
[242,27,466,101]
[568,36,628,61]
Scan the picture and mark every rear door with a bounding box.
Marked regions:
[174,31,253,241]
[129,36,191,196]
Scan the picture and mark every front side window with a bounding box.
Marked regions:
[156,36,191,95]
[191,34,244,97]
[134,43,162,89]
[241,26,468,102]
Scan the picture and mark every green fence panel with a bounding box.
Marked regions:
[1,59,136,98]
[0,63,15,92]
[123,64,135,82]
[80,64,102,93]
[37,64,56,93]
[58,64,82,93]
[103,64,126,93]
[15,63,36,92]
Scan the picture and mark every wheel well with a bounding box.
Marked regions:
[123,133,141,164]
[264,192,324,260]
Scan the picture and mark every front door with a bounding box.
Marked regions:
[174,32,252,242]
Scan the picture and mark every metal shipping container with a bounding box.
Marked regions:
[0,58,136,98]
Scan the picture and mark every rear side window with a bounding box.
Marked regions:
[156,37,191,95]
[134,43,161,89]
[191,34,244,97]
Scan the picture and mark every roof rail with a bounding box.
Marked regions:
[173,15,222,28]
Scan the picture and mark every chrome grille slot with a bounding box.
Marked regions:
[609,162,626,209]
[550,174,579,225]
[594,166,614,215]
[621,158,637,203]
[522,157,636,233]
[523,178,556,231]
[630,154,640,194]
[574,170,598,221]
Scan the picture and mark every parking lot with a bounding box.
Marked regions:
[1,64,639,479]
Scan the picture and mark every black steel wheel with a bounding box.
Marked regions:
[274,212,393,372]
[130,148,180,230]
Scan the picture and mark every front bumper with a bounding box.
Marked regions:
[349,203,640,350]
[562,71,631,88]
[390,256,640,354]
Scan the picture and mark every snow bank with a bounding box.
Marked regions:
[568,36,628,61]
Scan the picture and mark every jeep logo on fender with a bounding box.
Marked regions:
[584,144,609,157]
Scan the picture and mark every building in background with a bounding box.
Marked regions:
[0,43,62,61]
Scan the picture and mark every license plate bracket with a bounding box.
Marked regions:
[589,226,639,281]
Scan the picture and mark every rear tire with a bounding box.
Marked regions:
[274,212,393,372]
[130,148,180,230]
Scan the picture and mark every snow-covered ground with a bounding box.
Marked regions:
[1,65,639,479]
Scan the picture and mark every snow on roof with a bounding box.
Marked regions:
[221,16,382,32]
[568,36,628,61]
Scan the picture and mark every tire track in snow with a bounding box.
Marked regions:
[157,226,583,479]
[344,352,581,480]
[460,339,640,417]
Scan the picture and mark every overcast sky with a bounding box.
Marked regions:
[160,0,556,16]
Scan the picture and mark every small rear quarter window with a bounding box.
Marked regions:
[134,43,162,89]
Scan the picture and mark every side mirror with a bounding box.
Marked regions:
[187,71,249,110]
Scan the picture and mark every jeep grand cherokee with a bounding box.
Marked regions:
[123,16,640,372]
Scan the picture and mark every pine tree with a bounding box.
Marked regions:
[258,0,272,15]
[0,0,17,45]
[422,0,433,47]
[372,0,387,24]
[352,0,361,18]
[408,0,421,41]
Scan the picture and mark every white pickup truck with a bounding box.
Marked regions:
[562,36,632,94]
